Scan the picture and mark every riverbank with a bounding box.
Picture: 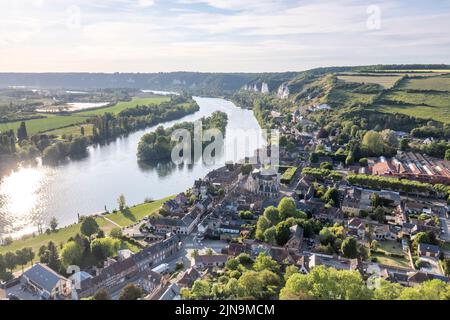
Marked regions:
[0,196,174,264]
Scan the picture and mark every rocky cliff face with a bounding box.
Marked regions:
[261,82,270,94]
[277,83,290,99]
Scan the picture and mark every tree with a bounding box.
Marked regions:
[4,252,17,272]
[341,237,358,259]
[371,193,381,208]
[17,121,28,141]
[80,216,100,239]
[398,279,450,300]
[278,197,298,220]
[445,149,450,161]
[362,131,384,156]
[50,217,58,232]
[253,253,279,273]
[275,221,291,246]
[280,266,372,300]
[345,152,354,166]
[263,206,280,225]
[60,241,83,268]
[205,248,214,256]
[374,279,403,300]
[15,249,30,273]
[119,284,143,300]
[191,249,199,258]
[309,153,319,163]
[263,226,277,245]
[241,164,253,175]
[370,240,378,250]
[93,289,111,300]
[284,265,299,281]
[110,227,123,239]
[189,280,211,299]
[91,238,120,263]
[118,194,127,212]
[256,216,272,240]
[46,241,62,272]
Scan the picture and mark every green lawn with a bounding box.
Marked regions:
[373,253,411,268]
[0,114,88,135]
[377,240,404,256]
[383,90,450,108]
[104,196,174,227]
[45,124,94,138]
[399,76,450,92]
[337,75,403,89]
[78,96,170,116]
[374,104,450,124]
[327,89,377,108]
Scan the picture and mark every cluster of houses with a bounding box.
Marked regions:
[371,153,450,184]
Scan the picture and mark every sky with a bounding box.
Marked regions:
[1,0,450,73]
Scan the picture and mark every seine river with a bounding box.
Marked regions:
[0,97,265,238]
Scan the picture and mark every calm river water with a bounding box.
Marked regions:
[0,97,264,238]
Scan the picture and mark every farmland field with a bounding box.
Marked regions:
[383,90,450,108]
[327,89,377,107]
[337,75,402,89]
[78,96,170,116]
[0,96,170,134]
[0,114,88,135]
[399,76,450,92]
[374,104,450,123]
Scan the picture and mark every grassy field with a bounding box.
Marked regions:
[0,197,172,258]
[373,89,450,123]
[399,76,450,92]
[78,96,170,116]
[105,196,174,227]
[383,90,450,108]
[0,96,170,135]
[327,89,378,107]
[0,114,88,135]
[337,75,402,89]
[373,253,411,268]
[45,124,94,138]
[374,104,450,124]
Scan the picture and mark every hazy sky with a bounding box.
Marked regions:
[1,0,450,72]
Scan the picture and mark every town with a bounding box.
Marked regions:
[2,89,449,300]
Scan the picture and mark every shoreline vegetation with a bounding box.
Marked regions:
[137,111,228,161]
[0,94,199,169]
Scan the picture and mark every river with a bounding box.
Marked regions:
[0,97,265,238]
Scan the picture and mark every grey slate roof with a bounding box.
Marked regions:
[23,263,66,293]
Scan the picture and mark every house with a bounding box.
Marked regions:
[418,243,441,257]
[245,168,280,198]
[193,179,209,199]
[21,263,71,300]
[285,225,304,252]
[175,193,188,205]
[347,218,366,238]
[373,224,396,241]
[341,187,400,215]
[176,268,201,288]
[149,207,202,235]
[162,199,183,214]
[227,243,252,257]
[307,254,361,272]
[194,254,229,269]
[159,283,181,300]
[407,271,449,286]
[137,270,164,295]
[77,235,180,299]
